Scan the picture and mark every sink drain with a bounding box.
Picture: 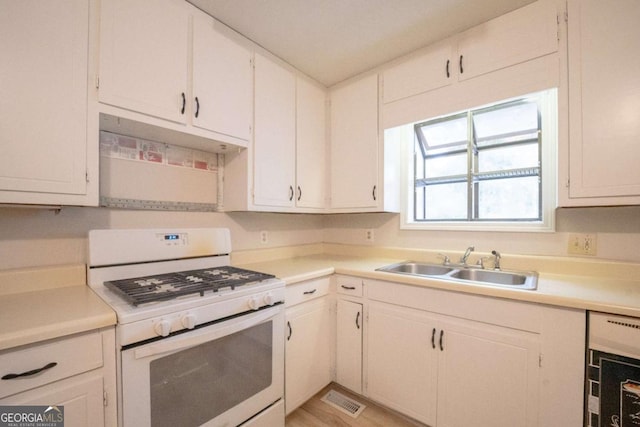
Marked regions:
[320,389,366,418]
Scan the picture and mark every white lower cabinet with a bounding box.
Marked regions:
[0,328,116,427]
[357,276,583,427]
[284,279,333,414]
[335,299,363,394]
[367,301,438,425]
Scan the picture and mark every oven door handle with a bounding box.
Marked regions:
[134,307,280,360]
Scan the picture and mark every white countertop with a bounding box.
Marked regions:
[2,246,639,352]
[237,252,640,318]
[0,265,116,351]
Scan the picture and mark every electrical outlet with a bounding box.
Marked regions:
[365,229,374,242]
[567,233,597,256]
[259,231,268,244]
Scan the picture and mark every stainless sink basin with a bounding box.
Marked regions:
[449,269,537,289]
[376,262,454,276]
[376,261,537,290]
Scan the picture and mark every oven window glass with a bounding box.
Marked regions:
[149,321,273,427]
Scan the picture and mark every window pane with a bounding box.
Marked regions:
[425,153,467,178]
[418,115,468,149]
[421,183,467,220]
[478,177,539,219]
[473,102,538,140]
[478,143,539,172]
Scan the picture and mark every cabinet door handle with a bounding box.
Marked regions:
[341,285,356,290]
[303,289,317,295]
[297,186,302,201]
[459,55,464,74]
[439,330,444,351]
[431,328,436,349]
[289,185,294,201]
[446,59,450,78]
[194,96,200,118]
[287,321,292,341]
[2,362,57,380]
[372,185,377,201]
[181,92,186,115]
[356,311,361,329]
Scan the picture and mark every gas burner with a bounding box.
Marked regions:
[104,266,275,306]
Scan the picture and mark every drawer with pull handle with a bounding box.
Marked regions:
[336,276,363,297]
[285,277,331,307]
[0,331,103,399]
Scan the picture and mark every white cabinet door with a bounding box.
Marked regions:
[192,14,252,142]
[295,78,327,209]
[382,41,454,104]
[366,301,438,426]
[99,0,189,124]
[336,299,363,393]
[436,316,539,427]
[1,373,105,427]
[253,53,296,207]
[0,0,89,200]
[330,74,379,210]
[566,0,640,202]
[456,0,558,82]
[285,297,333,414]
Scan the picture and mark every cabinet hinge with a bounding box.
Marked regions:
[103,390,108,407]
[539,353,543,368]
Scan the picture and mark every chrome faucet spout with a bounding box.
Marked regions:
[491,250,502,270]
[460,246,475,264]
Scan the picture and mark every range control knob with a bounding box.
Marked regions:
[154,320,172,337]
[181,314,197,329]
[248,296,261,311]
[263,292,275,306]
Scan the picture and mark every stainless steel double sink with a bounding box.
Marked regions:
[376,261,538,290]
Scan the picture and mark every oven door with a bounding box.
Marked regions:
[120,305,284,427]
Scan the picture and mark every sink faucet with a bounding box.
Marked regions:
[460,246,474,264]
[491,250,502,270]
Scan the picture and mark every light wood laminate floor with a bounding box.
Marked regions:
[285,383,426,427]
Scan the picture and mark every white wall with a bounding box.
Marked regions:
[1,205,639,271]
[0,207,324,270]
[323,206,640,263]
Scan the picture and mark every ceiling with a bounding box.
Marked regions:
[188,0,536,87]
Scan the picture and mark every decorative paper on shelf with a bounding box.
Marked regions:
[100,131,218,172]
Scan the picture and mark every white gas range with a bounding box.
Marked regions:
[87,228,285,427]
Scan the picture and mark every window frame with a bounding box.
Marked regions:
[396,89,557,232]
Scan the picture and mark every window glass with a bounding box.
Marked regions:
[412,94,548,223]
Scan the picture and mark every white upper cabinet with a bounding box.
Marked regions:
[253,53,297,208]
[382,0,558,106]
[98,0,251,149]
[192,13,252,142]
[564,0,640,205]
[99,0,189,124]
[330,74,380,210]
[296,77,327,209]
[383,41,454,104]
[456,0,558,82]
[0,0,95,205]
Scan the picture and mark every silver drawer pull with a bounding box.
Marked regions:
[341,285,356,290]
[303,289,317,295]
[2,362,57,380]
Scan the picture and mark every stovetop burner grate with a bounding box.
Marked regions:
[104,266,275,306]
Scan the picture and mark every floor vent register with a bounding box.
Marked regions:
[321,389,366,418]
